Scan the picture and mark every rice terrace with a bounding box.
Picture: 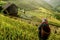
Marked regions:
[0,0,60,40]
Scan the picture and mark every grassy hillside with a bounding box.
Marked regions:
[18,7,60,27]
[0,1,60,40]
[1,10,60,40]
[2,0,53,11]
[0,14,39,40]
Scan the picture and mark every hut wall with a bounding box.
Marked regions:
[6,4,18,16]
[0,6,3,12]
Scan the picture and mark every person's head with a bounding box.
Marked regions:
[42,18,48,23]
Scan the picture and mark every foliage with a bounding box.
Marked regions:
[0,1,60,40]
[0,14,39,40]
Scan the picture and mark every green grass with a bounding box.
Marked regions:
[1,7,60,40]
[0,14,39,40]
[0,1,60,40]
[18,7,60,27]
[1,13,60,40]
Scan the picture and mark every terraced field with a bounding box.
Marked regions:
[0,14,39,40]
[0,8,60,40]
[0,1,60,40]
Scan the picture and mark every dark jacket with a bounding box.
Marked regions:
[38,22,50,40]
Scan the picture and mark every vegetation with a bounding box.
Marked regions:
[0,14,39,40]
[0,0,60,40]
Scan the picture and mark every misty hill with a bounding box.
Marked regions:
[2,0,53,11]
[2,0,60,10]
[55,5,60,12]
[45,0,60,8]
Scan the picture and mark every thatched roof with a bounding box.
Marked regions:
[2,3,17,10]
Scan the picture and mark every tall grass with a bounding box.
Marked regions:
[0,14,39,40]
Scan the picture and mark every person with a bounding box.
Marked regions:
[38,18,50,40]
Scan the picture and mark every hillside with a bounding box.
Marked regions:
[1,8,60,40]
[0,0,60,40]
[18,6,60,27]
[0,14,39,40]
[55,5,60,12]
[2,0,53,11]
[45,0,60,8]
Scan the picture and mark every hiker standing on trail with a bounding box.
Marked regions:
[38,18,51,40]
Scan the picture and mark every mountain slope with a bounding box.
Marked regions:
[0,1,60,40]
[1,9,60,40]
[18,6,60,27]
[45,0,60,8]
[0,14,39,40]
[2,0,53,11]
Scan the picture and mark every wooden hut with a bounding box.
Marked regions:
[0,6,3,12]
[2,3,18,16]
